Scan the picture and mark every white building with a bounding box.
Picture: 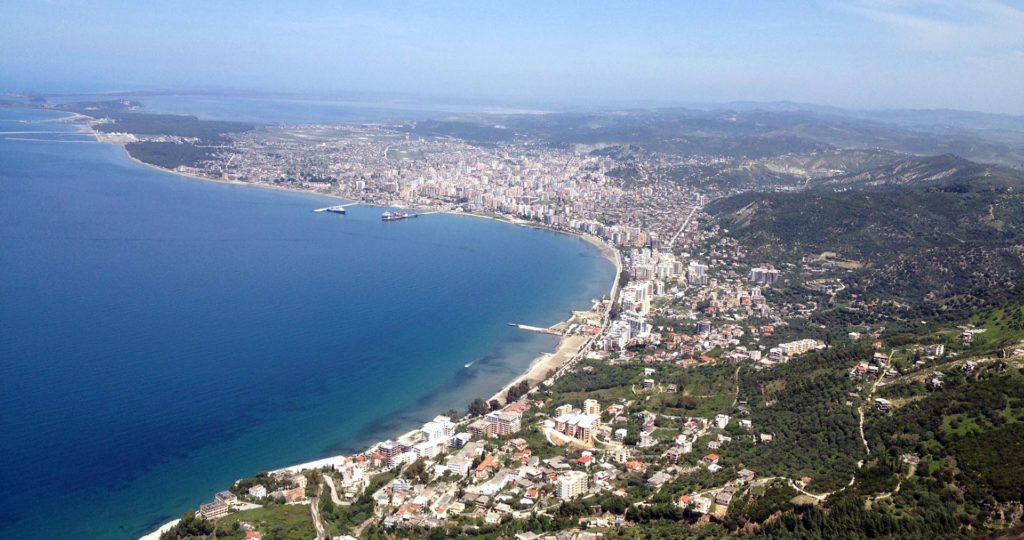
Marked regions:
[622,310,650,339]
[557,471,589,500]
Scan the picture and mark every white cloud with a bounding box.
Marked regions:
[842,0,1024,51]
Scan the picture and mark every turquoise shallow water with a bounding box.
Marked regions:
[0,107,613,539]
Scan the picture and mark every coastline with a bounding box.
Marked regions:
[57,116,618,539]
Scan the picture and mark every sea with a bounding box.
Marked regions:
[0,103,613,539]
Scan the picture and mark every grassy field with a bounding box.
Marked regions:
[215,504,315,540]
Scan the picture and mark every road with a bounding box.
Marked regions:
[310,485,328,540]
[669,206,700,246]
[730,366,742,407]
[858,349,894,456]
[323,474,345,506]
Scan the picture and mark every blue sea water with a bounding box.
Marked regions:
[0,107,613,539]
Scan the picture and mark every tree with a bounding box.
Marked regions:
[506,380,531,403]
[159,511,213,540]
[467,398,489,416]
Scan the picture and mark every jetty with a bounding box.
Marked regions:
[508,323,563,336]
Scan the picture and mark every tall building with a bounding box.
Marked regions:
[622,310,650,339]
[695,320,713,335]
[749,267,779,285]
[620,282,651,314]
[687,262,709,286]
[485,410,522,437]
[558,471,589,500]
[554,412,601,444]
[583,399,600,415]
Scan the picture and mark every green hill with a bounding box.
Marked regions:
[709,155,1024,313]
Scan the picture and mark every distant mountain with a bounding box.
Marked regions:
[418,108,1024,168]
[810,154,1024,190]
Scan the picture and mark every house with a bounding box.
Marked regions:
[247,484,267,499]
[282,487,304,502]
[737,469,756,483]
[692,496,712,514]
[716,485,738,506]
[663,446,685,463]
[703,453,720,465]
[474,454,497,479]
[647,471,672,488]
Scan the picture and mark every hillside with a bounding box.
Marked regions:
[810,154,1024,190]
[709,156,1024,310]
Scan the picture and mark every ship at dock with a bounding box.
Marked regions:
[313,204,350,214]
[382,211,417,221]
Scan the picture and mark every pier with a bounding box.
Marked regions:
[313,203,358,214]
[508,323,564,336]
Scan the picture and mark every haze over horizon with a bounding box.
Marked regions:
[3,1,1024,114]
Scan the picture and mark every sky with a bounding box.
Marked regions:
[2,0,1023,114]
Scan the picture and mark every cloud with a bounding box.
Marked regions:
[842,0,1024,52]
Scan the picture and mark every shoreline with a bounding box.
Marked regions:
[51,113,618,539]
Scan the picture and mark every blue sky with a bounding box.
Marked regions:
[2,0,1023,113]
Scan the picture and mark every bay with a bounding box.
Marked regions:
[0,107,612,539]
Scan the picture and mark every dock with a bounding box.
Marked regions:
[508,323,564,336]
[313,203,358,214]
